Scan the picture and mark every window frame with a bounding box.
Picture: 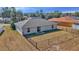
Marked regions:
[27,28,30,32]
[52,25,54,29]
[37,26,41,32]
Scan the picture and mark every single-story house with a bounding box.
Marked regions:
[71,16,79,20]
[0,17,4,23]
[72,20,79,30]
[15,17,57,35]
[48,16,75,27]
[48,16,79,30]
[3,17,11,23]
[0,17,11,23]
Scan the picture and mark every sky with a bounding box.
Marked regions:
[16,7,79,13]
[11,7,79,13]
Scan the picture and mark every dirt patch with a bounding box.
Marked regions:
[0,25,38,51]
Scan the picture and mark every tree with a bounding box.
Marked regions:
[16,10,23,21]
[52,11,62,18]
[1,7,17,22]
[10,7,16,18]
[39,10,45,18]
[75,12,79,17]
[11,21,16,30]
[40,9,43,14]
[1,7,11,18]
[10,7,17,22]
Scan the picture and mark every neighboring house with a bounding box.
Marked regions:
[23,16,28,19]
[48,16,79,30]
[72,20,79,30]
[71,16,79,20]
[0,17,5,23]
[0,17,11,23]
[3,17,11,23]
[48,16,75,27]
[15,17,57,35]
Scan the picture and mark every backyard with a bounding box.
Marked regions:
[0,24,79,51]
[0,25,37,51]
[27,26,79,51]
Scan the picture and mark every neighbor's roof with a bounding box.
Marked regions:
[15,17,56,28]
[48,16,76,23]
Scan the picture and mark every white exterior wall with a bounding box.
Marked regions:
[72,24,79,30]
[15,17,58,35]
[16,28,23,35]
[53,25,57,29]
[15,25,23,35]
[23,25,57,35]
[41,25,52,31]
[23,27,37,35]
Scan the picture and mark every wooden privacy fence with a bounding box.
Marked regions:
[26,26,79,50]
[27,32,78,50]
[62,27,79,35]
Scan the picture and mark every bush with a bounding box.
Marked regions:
[11,22,16,30]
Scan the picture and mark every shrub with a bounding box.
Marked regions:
[11,22,16,30]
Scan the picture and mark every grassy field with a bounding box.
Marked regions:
[0,25,37,51]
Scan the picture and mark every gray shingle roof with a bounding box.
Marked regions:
[15,20,29,28]
[15,17,56,28]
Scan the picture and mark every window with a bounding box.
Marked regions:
[52,25,54,29]
[27,28,30,32]
[37,26,41,32]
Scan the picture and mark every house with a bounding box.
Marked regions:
[3,17,11,23]
[0,17,11,23]
[15,17,57,35]
[48,16,79,30]
[48,16,75,27]
[72,20,79,30]
[23,16,28,19]
[0,17,4,23]
[71,16,79,20]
